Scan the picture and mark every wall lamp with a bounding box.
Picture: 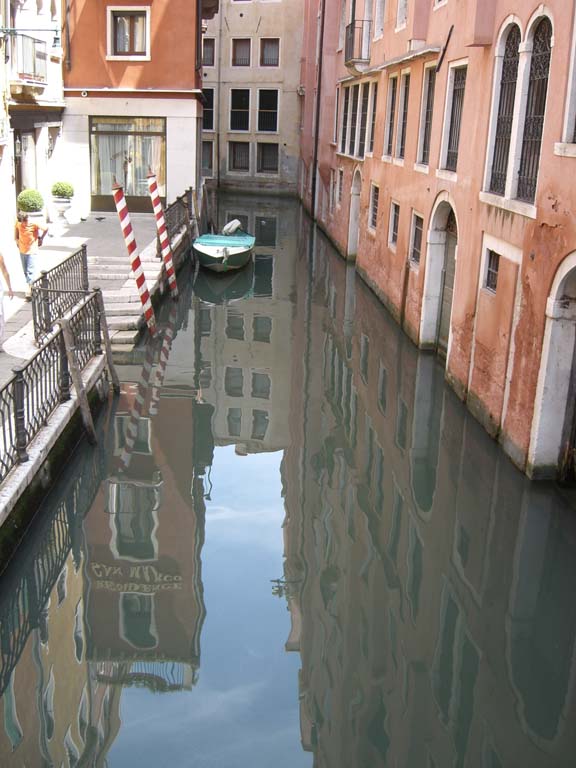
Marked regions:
[0,28,61,48]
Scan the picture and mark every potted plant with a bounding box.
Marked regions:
[51,181,74,220]
[17,189,44,218]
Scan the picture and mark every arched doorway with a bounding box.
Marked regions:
[419,197,458,361]
[528,255,576,480]
[347,169,362,260]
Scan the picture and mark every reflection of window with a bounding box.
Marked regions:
[199,361,212,389]
[74,600,84,662]
[407,526,423,621]
[252,372,271,399]
[109,10,147,57]
[252,409,269,440]
[255,217,277,246]
[227,408,242,437]
[254,255,273,297]
[253,315,272,343]
[78,688,88,743]
[110,483,159,560]
[225,367,244,397]
[57,567,67,605]
[90,117,166,198]
[202,141,213,177]
[227,213,249,231]
[199,307,211,336]
[43,667,55,740]
[120,593,157,649]
[226,311,245,340]
[3,674,23,750]
[360,334,369,382]
[115,415,151,454]
[396,398,408,450]
[65,726,80,767]
[229,141,250,172]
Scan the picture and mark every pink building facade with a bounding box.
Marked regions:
[299,0,576,480]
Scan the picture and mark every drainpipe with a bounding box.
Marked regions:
[310,0,326,221]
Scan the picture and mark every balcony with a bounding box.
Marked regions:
[10,34,47,95]
[345,20,372,72]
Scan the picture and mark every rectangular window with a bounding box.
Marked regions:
[369,184,379,229]
[445,66,467,171]
[397,72,410,158]
[255,217,277,246]
[485,250,500,292]
[232,38,251,66]
[389,201,400,245]
[202,88,214,130]
[385,76,398,156]
[410,213,423,264]
[374,0,385,37]
[258,89,278,132]
[257,143,279,173]
[260,38,279,66]
[420,68,436,164]
[225,367,244,397]
[230,89,250,131]
[203,37,215,67]
[340,87,350,153]
[111,10,147,56]
[90,117,166,200]
[396,0,408,29]
[358,83,370,157]
[201,141,213,176]
[369,83,378,153]
[348,84,360,155]
[229,141,250,172]
[334,87,340,143]
[227,212,249,231]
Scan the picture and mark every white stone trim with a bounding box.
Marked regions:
[106,5,151,62]
[479,190,537,219]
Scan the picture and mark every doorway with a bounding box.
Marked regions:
[437,210,457,357]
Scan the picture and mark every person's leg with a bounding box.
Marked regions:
[25,252,37,284]
[19,251,28,281]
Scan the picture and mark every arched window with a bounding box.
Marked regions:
[489,25,521,195]
[517,18,553,202]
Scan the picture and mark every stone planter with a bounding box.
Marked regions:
[52,197,72,221]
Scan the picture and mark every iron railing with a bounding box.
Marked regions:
[345,20,372,65]
[0,292,103,484]
[14,34,47,82]
[31,245,89,342]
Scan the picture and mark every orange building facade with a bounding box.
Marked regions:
[299,0,576,480]
[61,0,218,213]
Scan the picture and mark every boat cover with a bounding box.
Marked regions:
[194,233,255,248]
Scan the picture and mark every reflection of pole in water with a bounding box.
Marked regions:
[149,302,179,416]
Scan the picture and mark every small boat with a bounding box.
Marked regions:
[193,219,255,273]
[194,260,254,305]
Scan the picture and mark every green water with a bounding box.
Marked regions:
[0,196,575,768]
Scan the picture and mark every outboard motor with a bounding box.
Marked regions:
[222,218,243,235]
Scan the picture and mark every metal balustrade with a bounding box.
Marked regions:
[14,34,47,82]
[31,245,89,343]
[0,291,103,485]
[345,20,372,66]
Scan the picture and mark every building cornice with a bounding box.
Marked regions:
[338,46,441,83]
[64,88,203,98]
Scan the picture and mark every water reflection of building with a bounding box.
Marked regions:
[84,288,207,694]
[0,436,118,766]
[193,196,297,457]
[281,221,576,768]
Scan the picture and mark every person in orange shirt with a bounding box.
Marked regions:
[14,213,48,292]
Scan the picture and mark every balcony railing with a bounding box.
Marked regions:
[345,20,372,66]
[14,34,47,82]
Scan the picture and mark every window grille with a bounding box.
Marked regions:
[258,90,278,132]
[338,169,344,202]
[517,18,552,202]
[257,143,279,173]
[369,84,378,153]
[340,88,350,153]
[358,83,370,157]
[232,38,251,66]
[202,89,214,130]
[370,185,379,229]
[229,141,250,171]
[386,78,397,156]
[203,38,215,67]
[489,25,520,195]
[411,214,423,264]
[420,68,436,164]
[230,89,250,131]
[260,38,279,66]
[348,85,360,155]
[486,250,500,292]
[445,67,467,171]
[398,73,410,158]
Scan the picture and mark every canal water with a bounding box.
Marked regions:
[1,195,575,767]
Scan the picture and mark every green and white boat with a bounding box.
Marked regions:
[193,219,255,273]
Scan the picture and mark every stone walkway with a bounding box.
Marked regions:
[0,212,161,389]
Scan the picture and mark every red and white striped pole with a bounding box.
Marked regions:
[147,172,179,300]
[112,181,157,336]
